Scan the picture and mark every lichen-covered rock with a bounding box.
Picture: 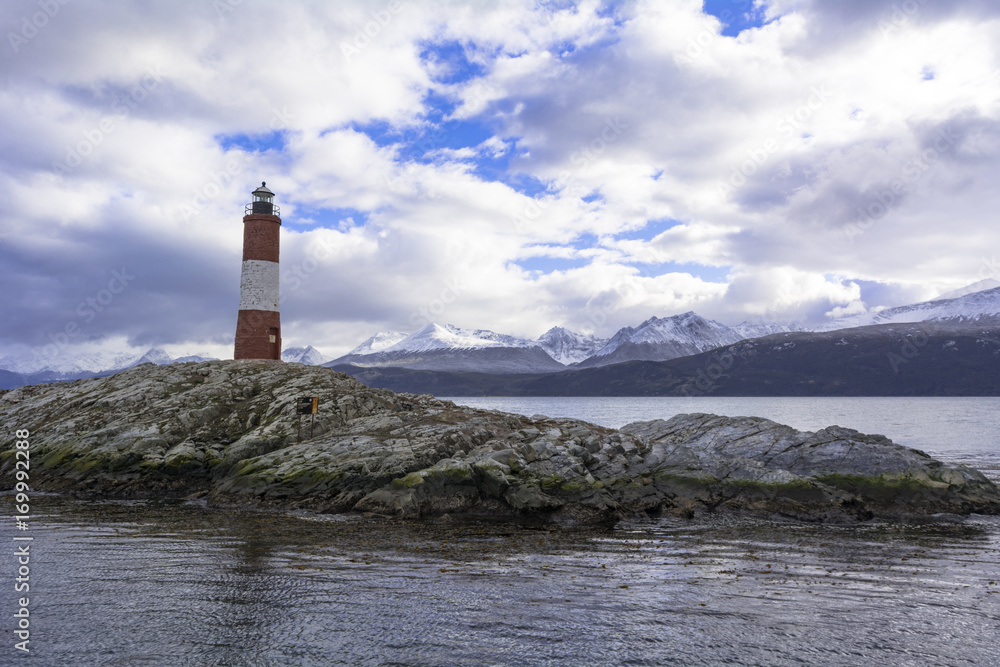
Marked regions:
[622,414,1000,520]
[1,361,998,524]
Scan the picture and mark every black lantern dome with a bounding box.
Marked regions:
[247,181,279,216]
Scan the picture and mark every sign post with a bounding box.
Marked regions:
[296,396,319,443]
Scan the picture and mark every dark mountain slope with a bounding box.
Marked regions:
[334,322,1000,396]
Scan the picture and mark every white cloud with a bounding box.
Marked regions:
[0,0,998,359]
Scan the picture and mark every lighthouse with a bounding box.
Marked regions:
[234,182,282,360]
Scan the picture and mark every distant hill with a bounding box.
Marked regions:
[330,314,797,374]
[333,321,1000,396]
[572,312,795,368]
[328,323,567,374]
[536,326,608,364]
[281,346,327,365]
[816,285,1000,330]
[0,348,219,390]
[6,282,1000,392]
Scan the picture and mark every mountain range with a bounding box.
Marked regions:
[327,283,1000,395]
[2,282,999,393]
[281,346,327,365]
[324,313,799,374]
[815,279,1000,330]
[335,320,1000,396]
[0,348,220,390]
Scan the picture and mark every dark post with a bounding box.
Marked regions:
[296,396,319,443]
[310,397,318,439]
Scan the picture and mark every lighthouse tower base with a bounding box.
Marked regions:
[234,309,281,360]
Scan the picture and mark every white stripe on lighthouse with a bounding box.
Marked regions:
[238,259,280,312]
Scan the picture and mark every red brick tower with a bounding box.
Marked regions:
[234,182,282,360]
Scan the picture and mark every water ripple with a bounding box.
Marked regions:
[12,497,1000,666]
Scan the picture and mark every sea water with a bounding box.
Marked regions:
[7,397,1000,665]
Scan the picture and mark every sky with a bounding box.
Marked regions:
[1,0,999,362]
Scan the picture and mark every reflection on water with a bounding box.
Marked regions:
[16,496,1000,666]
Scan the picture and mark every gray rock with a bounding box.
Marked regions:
[621,414,1000,519]
[1,362,998,524]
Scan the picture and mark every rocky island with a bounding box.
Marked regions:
[2,360,998,524]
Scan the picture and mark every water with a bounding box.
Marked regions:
[7,397,1000,665]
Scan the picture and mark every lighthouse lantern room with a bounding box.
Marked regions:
[248,182,278,216]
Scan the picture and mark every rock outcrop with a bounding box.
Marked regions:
[1,360,998,523]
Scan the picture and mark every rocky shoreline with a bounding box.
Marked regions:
[2,360,998,524]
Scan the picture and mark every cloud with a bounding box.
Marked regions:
[0,0,998,360]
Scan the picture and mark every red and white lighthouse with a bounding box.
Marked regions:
[234,182,282,360]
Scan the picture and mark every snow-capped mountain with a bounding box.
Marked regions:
[334,316,804,374]
[328,323,565,374]
[536,327,609,365]
[0,347,176,375]
[0,347,224,389]
[383,324,538,353]
[815,285,1000,331]
[575,312,748,367]
[348,332,409,356]
[133,348,173,366]
[14,281,994,390]
[172,354,220,364]
[935,278,1000,301]
[594,312,740,354]
[281,346,326,365]
[730,321,801,339]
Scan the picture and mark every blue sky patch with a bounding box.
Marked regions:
[291,205,370,230]
[215,130,287,153]
[702,0,771,37]
[569,233,600,251]
[349,115,496,164]
[512,255,590,274]
[614,218,683,242]
[500,173,549,198]
[595,1,630,28]
[633,261,730,283]
[419,40,486,85]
